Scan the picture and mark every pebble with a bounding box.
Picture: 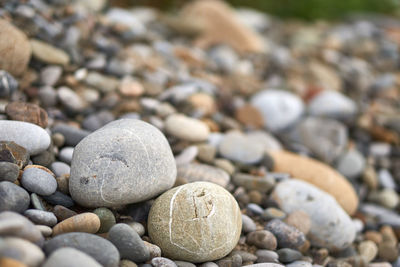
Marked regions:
[177,163,230,187]
[82,111,115,132]
[93,207,116,233]
[368,189,399,209]
[57,87,87,112]
[231,251,257,263]
[0,211,44,245]
[286,261,312,267]
[0,162,20,182]
[5,102,48,129]
[247,230,277,250]
[50,162,70,177]
[0,257,28,267]
[42,247,101,267]
[250,89,304,133]
[52,205,77,221]
[0,181,30,213]
[24,209,57,227]
[151,257,178,267]
[175,146,199,165]
[52,212,100,236]
[264,219,306,251]
[175,260,196,267]
[144,241,162,259]
[270,150,358,215]
[36,225,52,237]
[0,19,31,76]
[247,131,282,152]
[0,70,18,98]
[284,211,311,235]
[0,141,29,168]
[42,191,74,208]
[242,214,257,233]
[38,86,58,108]
[308,90,357,119]
[218,131,264,164]
[43,232,120,267]
[245,264,283,267]
[336,149,366,179]
[56,174,70,194]
[58,147,74,164]
[21,167,57,196]
[30,39,69,65]
[0,237,45,267]
[30,193,45,211]
[40,65,62,86]
[109,223,150,262]
[125,221,146,236]
[0,121,51,155]
[358,240,378,262]
[277,248,303,263]
[165,114,210,142]
[52,123,90,146]
[232,173,275,193]
[120,260,138,267]
[196,144,216,163]
[271,179,356,251]
[85,72,119,93]
[148,182,242,262]
[261,208,286,221]
[69,119,176,207]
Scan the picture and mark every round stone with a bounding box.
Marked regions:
[284,211,311,235]
[43,233,120,267]
[58,147,74,164]
[246,230,277,250]
[0,237,45,267]
[93,208,116,233]
[0,181,30,213]
[69,119,176,208]
[108,223,150,262]
[358,240,378,262]
[50,162,70,177]
[0,162,20,182]
[21,167,57,196]
[250,89,304,133]
[24,209,57,227]
[264,219,306,251]
[52,212,100,236]
[336,149,366,179]
[5,102,48,128]
[308,90,357,119]
[165,114,210,142]
[42,247,101,267]
[148,182,242,263]
[272,179,356,251]
[0,120,51,155]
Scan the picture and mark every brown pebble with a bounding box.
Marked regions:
[378,241,398,262]
[56,174,70,194]
[235,104,264,128]
[364,231,383,245]
[248,190,263,205]
[380,225,397,245]
[143,241,162,260]
[0,141,29,168]
[197,143,217,163]
[284,210,311,235]
[264,219,306,250]
[5,102,48,128]
[188,92,216,115]
[246,230,277,250]
[0,258,28,267]
[52,205,77,221]
[119,77,144,97]
[358,240,378,262]
[52,212,100,236]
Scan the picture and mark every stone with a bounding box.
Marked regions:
[196,144,216,163]
[378,241,398,262]
[50,162,70,177]
[144,241,162,259]
[250,90,304,133]
[69,119,176,207]
[43,233,120,267]
[0,257,28,267]
[21,167,57,196]
[38,86,58,108]
[93,207,116,233]
[255,250,279,263]
[40,65,62,86]
[57,87,87,112]
[0,181,30,213]
[358,240,378,262]
[369,189,399,209]
[264,219,306,251]
[30,39,69,65]
[0,121,51,155]
[336,149,366,179]
[30,193,45,211]
[0,162,19,182]
[235,105,264,128]
[175,260,196,267]
[0,211,44,245]
[52,212,100,236]
[165,114,210,142]
[58,147,74,164]
[261,208,286,221]
[42,247,101,267]
[232,173,275,193]
[175,146,199,166]
[42,191,74,208]
[247,131,282,152]
[0,141,29,168]
[246,230,277,250]
[286,261,312,267]
[230,250,257,263]
[108,223,150,262]
[177,163,230,187]
[0,19,31,76]
[0,237,44,267]
[242,214,257,233]
[52,123,90,147]
[55,175,69,194]
[271,180,356,251]
[31,151,54,167]
[85,72,119,93]
[308,90,357,119]
[270,150,358,215]
[0,70,18,98]
[276,248,302,263]
[218,132,264,164]
[36,225,52,237]
[82,111,115,132]
[53,205,77,221]
[148,182,242,262]
[284,211,311,235]
[5,102,48,128]
[120,260,138,267]
[151,257,177,267]
[24,209,57,227]
[245,264,283,267]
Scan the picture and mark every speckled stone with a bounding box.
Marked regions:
[0,181,30,213]
[42,247,101,267]
[0,162,20,182]
[69,119,177,207]
[0,121,51,155]
[24,209,57,227]
[246,230,277,250]
[264,219,306,251]
[52,212,100,236]
[165,114,210,142]
[272,179,356,251]
[148,182,242,262]
[151,257,178,267]
[5,102,48,128]
[21,167,57,196]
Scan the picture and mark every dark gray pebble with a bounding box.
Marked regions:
[277,248,302,263]
[265,219,306,250]
[0,162,19,182]
[53,205,77,221]
[0,181,30,213]
[31,193,46,211]
[52,123,90,146]
[255,250,279,263]
[42,191,74,207]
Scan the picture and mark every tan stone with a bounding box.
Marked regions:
[6,102,48,128]
[0,19,31,76]
[52,212,100,236]
[30,39,69,65]
[235,105,264,128]
[148,181,242,262]
[270,150,358,215]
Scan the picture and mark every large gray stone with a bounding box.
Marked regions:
[272,179,356,251]
[42,247,102,267]
[0,120,51,155]
[43,232,120,267]
[0,181,30,213]
[69,119,176,207]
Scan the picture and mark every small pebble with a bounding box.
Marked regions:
[0,162,20,182]
[24,209,57,227]
[53,205,77,221]
[0,181,30,213]
[242,214,257,233]
[165,114,210,142]
[247,230,277,250]
[265,219,306,251]
[277,248,303,263]
[0,141,29,168]
[21,167,57,196]
[42,191,74,207]
[151,257,178,267]
[52,212,100,236]
[255,250,279,263]
[284,211,311,235]
[93,207,116,233]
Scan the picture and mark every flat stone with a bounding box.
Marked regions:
[5,102,48,128]
[69,119,176,207]
[57,87,87,112]
[250,89,304,133]
[255,250,279,263]
[42,247,101,267]
[43,232,120,267]
[218,131,264,164]
[272,179,356,251]
[0,237,44,267]
[177,163,230,187]
[93,207,116,233]
[0,162,19,182]
[21,167,57,196]
[148,182,241,262]
[165,114,210,142]
[109,223,150,262]
[242,214,257,233]
[264,219,306,251]
[0,181,30,213]
[24,209,57,227]
[30,39,69,65]
[0,121,51,155]
[308,90,357,119]
[52,213,100,236]
[42,191,74,208]
[270,150,358,215]
[0,19,31,76]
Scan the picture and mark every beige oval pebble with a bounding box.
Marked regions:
[30,39,69,65]
[52,213,100,236]
[165,114,210,142]
[270,150,358,215]
[148,181,241,263]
